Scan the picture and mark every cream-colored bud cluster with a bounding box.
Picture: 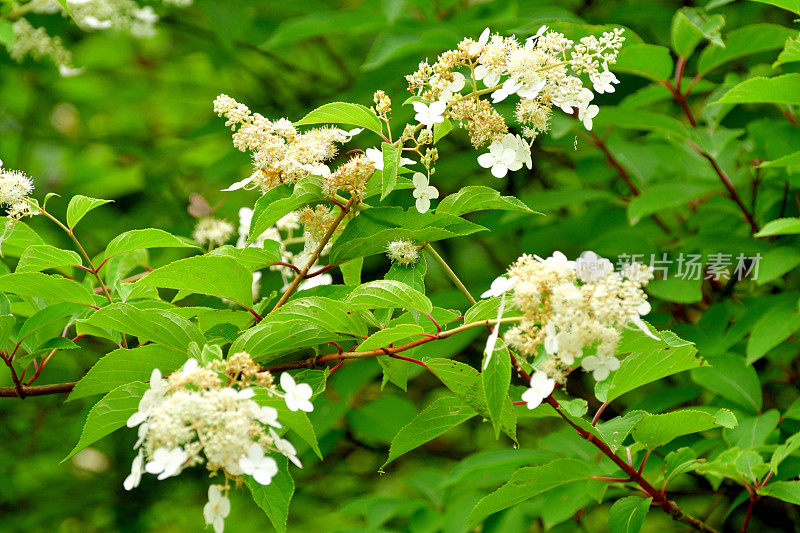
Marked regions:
[214,94,357,192]
[7,19,77,74]
[373,90,392,117]
[386,239,420,266]
[193,217,234,248]
[323,155,375,199]
[0,163,35,220]
[503,251,652,384]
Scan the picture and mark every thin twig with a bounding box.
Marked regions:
[271,196,356,312]
[424,243,477,305]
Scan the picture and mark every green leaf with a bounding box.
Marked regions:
[274,297,368,337]
[18,302,86,341]
[750,0,800,15]
[34,337,79,352]
[439,449,557,490]
[0,314,15,348]
[632,408,737,449]
[69,344,188,401]
[383,395,477,467]
[380,142,400,200]
[66,195,112,229]
[104,228,197,259]
[715,74,800,106]
[248,180,323,244]
[613,44,673,81]
[725,410,779,447]
[0,219,45,257]
[330,207,485,264]
[596,328,701,402]
[358,323,424,352]
[775,35,800,67]
[137,255,254,307]
[467,459,592,526]
[294,102,383,136]
[771,432,800,475]
[609,496,652,533]
[758,481,800,504]
[597,410,648,452]
[646,277,703,304]
[339,257,363,286]
[386,254,426,294]
[0,20,14,48]
[229,319,340,363]
[208,243,282,271]
[663,447,701,484]
[760,150,800,169]
[436,186,535,217]
[245,458,295,533]
[433,117,452,143]
[425,358,516,441]
[628,184,713,225]
[671,12,704,58]
[691,354,762,413]
[65,382,148,460]
[482,345,511,439]
[784,397,800,420]
[594,107,690,139]
[755,217,800,237]
[698,24,797,74]
[746,298,800,363]
[464,297,515,323]
[346,280,432,314]
[230,298,366,361]
[756,247,800,285]
[83,303,205,351]
[0,272,96,307]
[16,244,81,273]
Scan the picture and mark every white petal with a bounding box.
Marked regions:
[477,153,495,169]
[491,164,509,178]
[221,174,255,192]
[280,372,296,393]
[412,172,428,189]
[416,196,431,214]
[429,100,446,115]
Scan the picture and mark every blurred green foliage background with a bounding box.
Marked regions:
[2,0,799,531]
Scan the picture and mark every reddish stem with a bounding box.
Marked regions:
[421,312,442,334]
[592,401,609,426]
[246,308,263,322]
[304,264,340,279]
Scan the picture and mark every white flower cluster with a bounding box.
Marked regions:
[403,26,624,179]
[214,94,369,194]
[6,0,191,74]
[60,0,161,37]
[0,161,36,220]
[124,352,313,533]
[476,133,531,178]
[193,217,235,248]
[481,251,654,408]
[7,18,80,76]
